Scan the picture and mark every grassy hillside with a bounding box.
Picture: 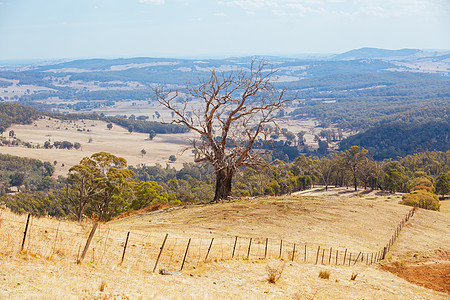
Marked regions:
[1,190,448,298]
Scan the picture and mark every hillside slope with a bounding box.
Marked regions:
[1,192,449,298]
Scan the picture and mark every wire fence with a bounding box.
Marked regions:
[0,207,416,273]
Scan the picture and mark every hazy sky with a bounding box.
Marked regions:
[0,0,449,60]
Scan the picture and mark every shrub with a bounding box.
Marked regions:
[409,177,434,193]
[266,263,285,284]
[400,190,440,211]
[318,270,330,280]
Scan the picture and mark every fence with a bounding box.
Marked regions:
[0,207,416,273]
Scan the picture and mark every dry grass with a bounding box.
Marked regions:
[318,270,330,280]
[109,192,413,253]
[0,117,196,175]
[1,192,449,298]
[266,262,285,283]
[440,200,450,214]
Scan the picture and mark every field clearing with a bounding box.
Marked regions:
[1,117,196,176]
[0,192,449,299]
[440,200,450,214]
[0,112,344,176]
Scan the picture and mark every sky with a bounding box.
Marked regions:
[0,0,449,60]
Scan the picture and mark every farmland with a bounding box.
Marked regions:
[1,190,449,299]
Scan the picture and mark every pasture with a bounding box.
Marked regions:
[1,191,448,298]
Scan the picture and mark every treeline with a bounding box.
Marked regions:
[0,80,13,88]
[0,102,40,133]
[104,116,188,134]
[340,121,450,160]
[0,154,61,195]
[20,90,156,103]
[47,112,188,134]
[0,102,188,135]
[2,149,449,221]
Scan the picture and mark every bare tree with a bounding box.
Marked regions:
[156,61,288,202]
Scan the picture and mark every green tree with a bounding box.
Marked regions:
[385,169,405,193]
[149,130,156,140]
[314,157,335,191]
[67,152,134,221]
[107,123,113,130]
[341,146,368,191]
[435,172,450,198]
[131,181,175,210]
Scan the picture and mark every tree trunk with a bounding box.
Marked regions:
[214,168,233,202]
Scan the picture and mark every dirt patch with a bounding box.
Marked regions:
[382,263,450,294]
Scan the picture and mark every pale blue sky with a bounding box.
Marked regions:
[0,0,449,60]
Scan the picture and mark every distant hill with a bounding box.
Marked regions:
[339,121,450,160]
[334,47,422,60]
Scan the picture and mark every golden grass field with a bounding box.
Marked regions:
[0,113,349,178]
[1,189,449,299]
[0,117,197,176]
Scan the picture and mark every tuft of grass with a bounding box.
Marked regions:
[100,280,107,292]
[318,270,330,280]
[266,263,285,284]
[350,272,358,280]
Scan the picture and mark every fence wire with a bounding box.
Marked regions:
[0,207,415,272]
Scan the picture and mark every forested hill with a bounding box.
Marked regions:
[0,102,39,132]
[0,102,188,135]
[340,121,450,160]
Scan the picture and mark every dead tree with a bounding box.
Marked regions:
[156,61,288,202]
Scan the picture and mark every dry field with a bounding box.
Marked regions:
[0,113,343,176]
[0,117,197,176]
[1,190,449,299]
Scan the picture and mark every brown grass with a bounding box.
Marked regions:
[266,262,285,283]
[1,192,449,298]
[318,270,330,280]
[0,117,196,175]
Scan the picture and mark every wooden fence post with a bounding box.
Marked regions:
[335,250,338,265]
[304,244,307,262]
[120,232,130,265]
[321,249,325,264]
[348,253,352,266]
[21,214,31,251]
[77,222,98,264]
[264,238,268,259]
[205,238,214,262]
[343,249,347,265]
[279,240,283,259]
[353,252,361,265]
[292,243,296,261]
[315,246,320,264]
[382,247,387,260]
[328,248,332,264]
[247,238,252,260]
[232,236,238,258]
[180,238,191,271]
[153,234,168,273]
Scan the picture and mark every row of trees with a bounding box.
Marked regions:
[2,149,448,220]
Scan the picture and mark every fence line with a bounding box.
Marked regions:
[0,207,416,272]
